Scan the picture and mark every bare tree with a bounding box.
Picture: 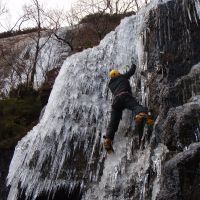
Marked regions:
[25,0,42,87]
[9,15,30,32]
[0,0,71,94]
[105,0,138,14]
[45,6,88,51]
[0,0,7,15]
[0,42,33,97]
[21,0,54,87]
[64,0,137,45]
[0,0,8,30]
[72,0,141,17]
[43,8,75,50]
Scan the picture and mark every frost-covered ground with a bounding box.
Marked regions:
[1,28,70,96]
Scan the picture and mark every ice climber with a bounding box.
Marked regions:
[103,64,153,154]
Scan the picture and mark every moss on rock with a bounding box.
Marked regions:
[0,88,42,149]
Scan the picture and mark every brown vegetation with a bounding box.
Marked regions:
[66,12,135,51]
[0,27,47,39]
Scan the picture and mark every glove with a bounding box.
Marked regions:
[131,63,136,71]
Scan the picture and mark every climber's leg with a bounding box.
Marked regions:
[103,108,122,154]
[124,95,148,124]
[105,108,123,141]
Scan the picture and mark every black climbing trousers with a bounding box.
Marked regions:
[106,93,147,141]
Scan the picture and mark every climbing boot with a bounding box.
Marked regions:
[103,136,114,154]
[146,112,154,125]
[134,112,147,125]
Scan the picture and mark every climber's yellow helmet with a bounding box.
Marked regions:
[109,69,120,79]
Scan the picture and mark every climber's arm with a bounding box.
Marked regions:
[123,64,136,79]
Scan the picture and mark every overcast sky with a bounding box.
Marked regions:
[1,0,75,31]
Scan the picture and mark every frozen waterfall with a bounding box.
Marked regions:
[7,0,200,200]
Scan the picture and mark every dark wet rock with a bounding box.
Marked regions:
[157,143,200,200]
[0,148,14,200]
[144,0,200,199]
[155,95,200,150]
[146,0,200,114]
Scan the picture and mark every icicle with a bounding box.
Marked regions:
[195,0,200,19]
[139,173,149,200]
[187,4,192,22]
[151,144,169,200]
[194,119,200,142]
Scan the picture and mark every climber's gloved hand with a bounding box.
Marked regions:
[124,65,130,71]
[131,63,136,71]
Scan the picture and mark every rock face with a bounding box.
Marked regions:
[145,0,200,199]
[0,148,14,200]
[133,0,200,199]
[6,0,200,200]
